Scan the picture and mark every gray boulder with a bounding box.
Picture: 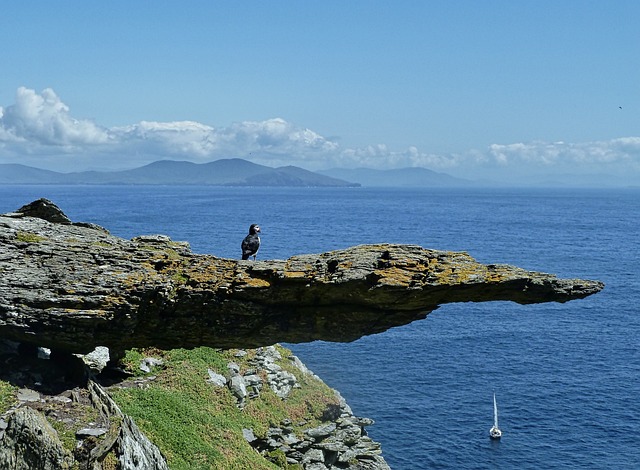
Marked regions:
[0,407,74,470]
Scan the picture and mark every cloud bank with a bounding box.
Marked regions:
[1,87,639,183]
[0,87,109,148]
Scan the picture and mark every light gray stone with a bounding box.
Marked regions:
[87,380,169,469]
[80,346,110,373]
[305,462,329,470]
[242,428,257,443]
[206,369,227,387]
[139,357,164,373]
[76,427,108,438]
[306,422,337,440]
[117,416,169,470]
[17,388,40,402]
[243,374,262,386]
[229,375,247,401]
[302,448,325,463]
[51,395,72,404]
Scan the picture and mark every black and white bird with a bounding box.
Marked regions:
[241,224,261,260]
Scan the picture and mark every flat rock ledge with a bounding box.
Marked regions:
[0,199,604,357]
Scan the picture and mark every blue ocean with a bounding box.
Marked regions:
[1,185,638,469]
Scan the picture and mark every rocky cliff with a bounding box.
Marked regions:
[0,199,603,359]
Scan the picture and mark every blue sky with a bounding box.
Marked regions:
[1,1,638,184]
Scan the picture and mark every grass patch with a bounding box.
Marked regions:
[120,348,168,378]
[110,346,339,470]
[170,271,189,285]
[91,240,112,248]
[137,244,182,260]
[120,349,147,376]
[49,419,80,452]
[46,401,100,453]
[16,231,45,243]
[0,380,17,413]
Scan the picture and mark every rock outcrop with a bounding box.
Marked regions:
[1,340,390,469]
[0,199,604,357]
[0,378,169,470]
[0,406,74,470]
[211,346,391,469]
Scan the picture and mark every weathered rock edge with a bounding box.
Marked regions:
[0,199,604,355]
[0,380,169,470]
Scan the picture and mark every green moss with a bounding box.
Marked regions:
[267,449,287,467]
[137,244,181,260]
[101,452,118,470]
[112,381,274,469]
[120,348,167,378]
[110,346,339,470]
[121,349,146,374]
[171,271,188,284]
[0,380,17,413]
[91,240,112,248]
[16,231,45,243]
[49,419,78,452]
[164,247,183,259]
[47,402,100,453]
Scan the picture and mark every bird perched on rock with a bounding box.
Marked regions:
[241,224,261,260]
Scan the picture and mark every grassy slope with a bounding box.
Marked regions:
[109,345,341,470]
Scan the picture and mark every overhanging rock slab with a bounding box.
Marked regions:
[0,199,604,355]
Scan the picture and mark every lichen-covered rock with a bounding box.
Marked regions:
[0,406,74,470]
[116,416,168,470]
[87,380,169,470]
[15,198,72,225]
[248,399,391,470]
[0,200,604,357]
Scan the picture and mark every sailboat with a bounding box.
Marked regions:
[489,392,502,439]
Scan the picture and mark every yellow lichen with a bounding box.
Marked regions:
[282,271,308,279]
[242,277,271,288]
[375,266,415,286]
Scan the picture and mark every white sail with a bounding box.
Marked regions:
[489,392,502,439]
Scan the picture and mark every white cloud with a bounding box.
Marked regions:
[0,86,639,184]
[108,117,341,167]
[0,87,109,149]
[337,144,461,170]
[487,139,640,167]
[114,120,217,158]
[209,118,339,160]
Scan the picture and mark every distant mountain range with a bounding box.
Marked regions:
[318,167,473,187]
[0,158,624,188]
[0,159,360,187]
[0,159,476,187]
[1,159,627,188]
